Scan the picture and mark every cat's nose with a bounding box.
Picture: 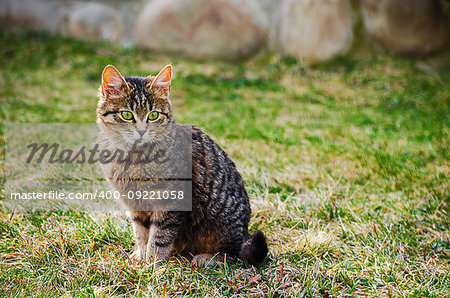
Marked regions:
[136,129,146,137]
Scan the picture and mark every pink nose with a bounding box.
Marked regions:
[137,129,146,137]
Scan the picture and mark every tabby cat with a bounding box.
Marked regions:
[96,64,268,266]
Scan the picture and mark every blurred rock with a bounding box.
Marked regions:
[0,0,62,32]
[277,0,353,62]
[361,0,450,56]
[136,0,268,60]
[69,2,124,43]
[257,0,283,51]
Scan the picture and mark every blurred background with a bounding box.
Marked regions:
[0,0,449,296]
[1,0,450,63]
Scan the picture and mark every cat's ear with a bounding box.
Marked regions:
[149,65,173,98]
[101,65,128,96]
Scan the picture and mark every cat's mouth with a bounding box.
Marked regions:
[121,132,155,144]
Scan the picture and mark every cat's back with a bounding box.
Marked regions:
[173,126,252,256]
[189,126,250,218]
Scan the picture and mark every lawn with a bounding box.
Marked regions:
[0,28,449,296]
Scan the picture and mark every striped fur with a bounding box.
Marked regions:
[96,65,268,266]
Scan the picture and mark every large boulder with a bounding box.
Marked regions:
[136,0,268,60]
[257,0,283,51]
[68,2,124,43]
[277,0,354,62]
[0,0,62,33]
[361,0,450,56]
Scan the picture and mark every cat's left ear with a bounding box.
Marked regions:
[149,65,173,98]
[101,65,128,97]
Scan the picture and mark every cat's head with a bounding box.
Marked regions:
[96,65,174,144]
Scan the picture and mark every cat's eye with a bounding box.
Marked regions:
[121,111,134,120]
[148,111,160,121]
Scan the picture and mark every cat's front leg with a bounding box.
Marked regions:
[130,213,151,260]
[145,212,182,263]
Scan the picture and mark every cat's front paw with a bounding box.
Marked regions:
[144,251,169,265]
[130,250,146,263]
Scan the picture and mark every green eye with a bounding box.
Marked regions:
[121,111,133,120]
[148,111,160,121]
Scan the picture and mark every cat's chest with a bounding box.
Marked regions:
[99,151,166,182]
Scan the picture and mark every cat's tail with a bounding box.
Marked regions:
[239,230,268,266]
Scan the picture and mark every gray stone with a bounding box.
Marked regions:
[277,0,354,62]
[68,2,124,43]
[361,0,450,56]
[257,0,283,51]
[0,0,62,33]
[136,0,269,60]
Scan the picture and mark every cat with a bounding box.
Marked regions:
[96,64,268,266]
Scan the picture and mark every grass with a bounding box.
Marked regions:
[0,28,449,296]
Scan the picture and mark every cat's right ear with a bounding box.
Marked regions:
[101,65,128,96]
[148,65,173,98]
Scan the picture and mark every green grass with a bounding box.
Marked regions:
[0,28,449,296]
